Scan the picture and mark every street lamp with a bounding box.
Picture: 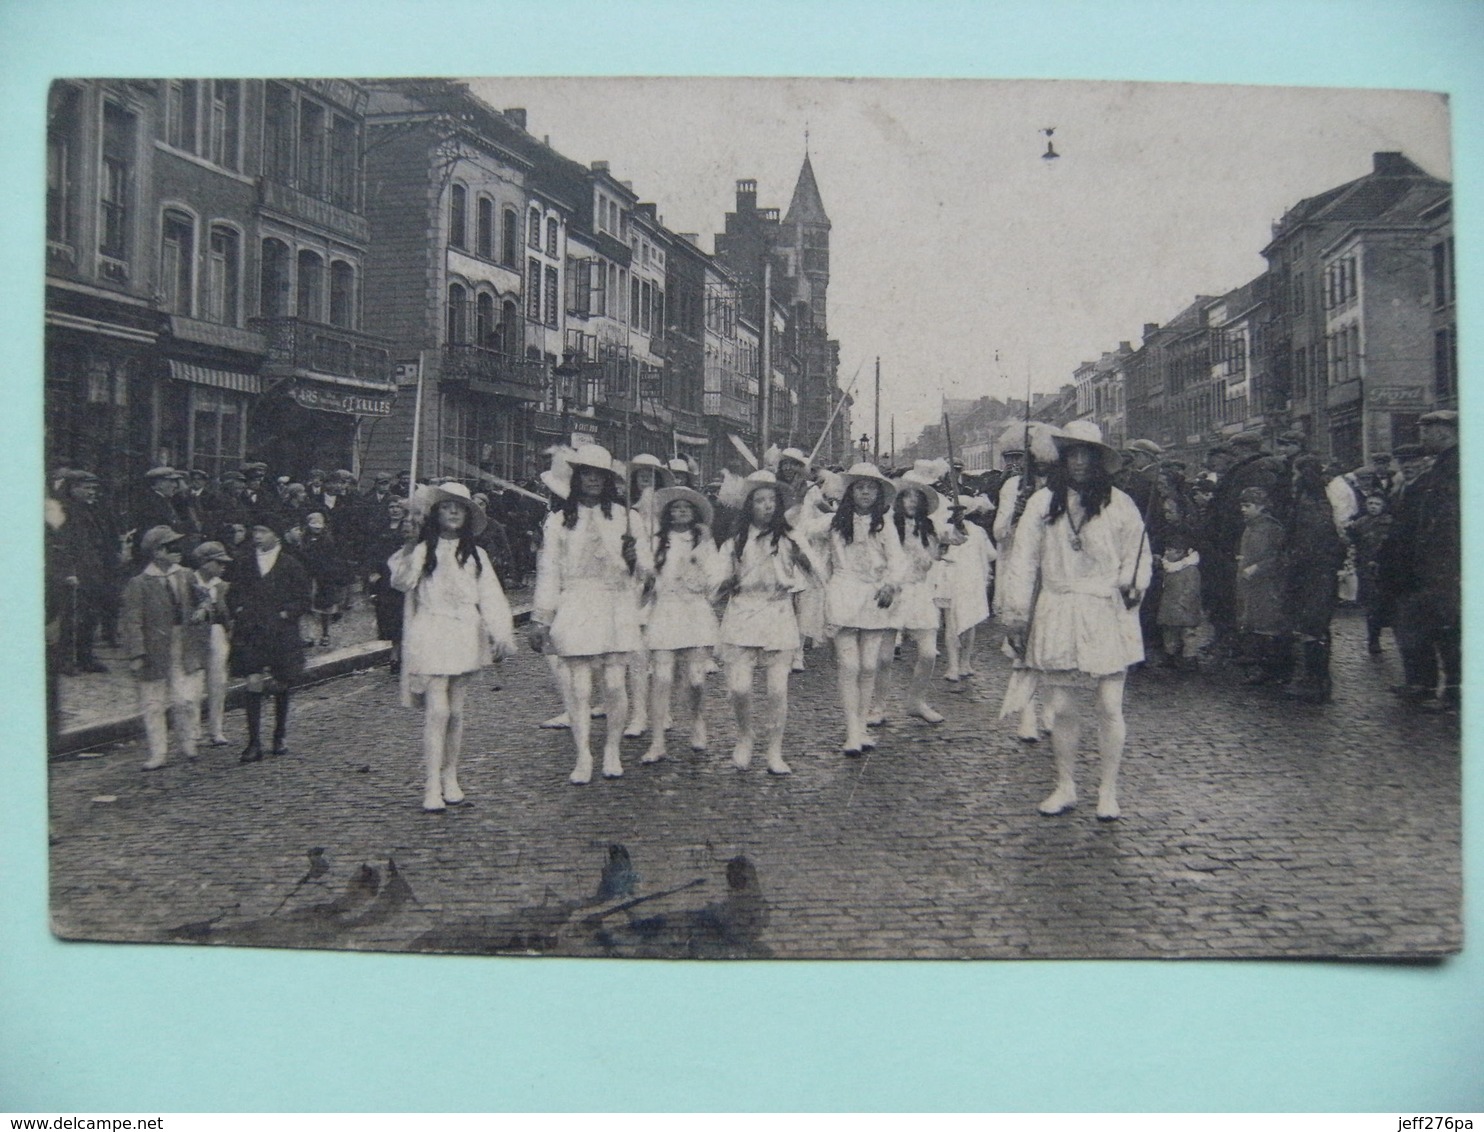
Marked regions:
[859,434,871,462]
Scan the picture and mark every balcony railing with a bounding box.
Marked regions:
[250,316,393,386]
[443,343,547,392]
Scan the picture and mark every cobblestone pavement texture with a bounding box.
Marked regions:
[48,607,1461,960]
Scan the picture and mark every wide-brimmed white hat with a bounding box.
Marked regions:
[627,452,673,487]
[567,443,623,479]
[777,447,808,467]
[894,461,943,515]
[413,480,488,536]
[1052,419,1121,473]
[653,485,714,529]
[840,462,897,507]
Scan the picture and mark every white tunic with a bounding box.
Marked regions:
[390,541,515,696]
[999,487,1152,678]
[643,530,724,652]
[718,527,815,652]
[891,516,963,632]
[824,513,909,631]
[532,505,652,657]
[943,521,995,630]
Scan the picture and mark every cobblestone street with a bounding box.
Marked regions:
[47,608,1461,960]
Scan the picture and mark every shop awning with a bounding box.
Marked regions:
[168,360,263,394]
[674,432,709,447]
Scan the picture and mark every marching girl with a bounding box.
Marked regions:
[884,468,965,724]
[819,463,908,756]
[623,453,673,737]
[716,472,819,775]
[389,482,517,812]
[530,445,651,784]
[993,423,1060,742]
[640,486,725,764]
[999,420,1151,821]
[942,494,995,681]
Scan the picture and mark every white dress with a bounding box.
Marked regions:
[944,522,995,630]
[891,517,963,632]
[824,514,908,632]
[390,540,516,701]
[719,527,816,652]
[999,487,1152,680]
[643,530,724,651]
[532,505,652,657]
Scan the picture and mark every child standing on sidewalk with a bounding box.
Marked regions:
[120,526,209,770]
[1155,535,1202,669]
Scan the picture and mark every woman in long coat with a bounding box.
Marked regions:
[228,514,311,762]
[999,421,1151,821]
[390,482,516,812]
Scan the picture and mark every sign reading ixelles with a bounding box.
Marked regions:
[290,383,394,417]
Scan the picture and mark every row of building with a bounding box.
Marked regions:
[901,151,1456,473]
[44,78,851,519]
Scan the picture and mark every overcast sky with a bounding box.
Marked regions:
[466,77,1450,449]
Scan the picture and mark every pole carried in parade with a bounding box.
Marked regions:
[407,350,425,491]
[942,412,964,527]
[805,358,866,470]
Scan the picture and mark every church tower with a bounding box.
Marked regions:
[782,152,831,331]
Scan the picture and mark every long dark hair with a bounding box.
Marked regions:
[1045,447,1114,526]
[893,485,936,548]
[732,484,793,561]
[655,498,704,574]
[559,472,621,528]
[418,503,481,577]
[1292,453,1328,501]
[832,479,890,544]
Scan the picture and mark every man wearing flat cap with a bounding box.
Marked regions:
[131,467,186,564]
[53,469,120,673]
[1382,411,1460,709]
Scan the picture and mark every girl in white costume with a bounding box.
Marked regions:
[622,454,672,737]
[820,463,907,756]
[641,487,725,764]
[999,420,1151,820]
[529,445,651,784]
[942,495,995,680]
[884,473,965,724]
[717,473,818,775]
[390,482,517,812]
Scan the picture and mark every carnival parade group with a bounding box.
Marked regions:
[44,406,1460,819]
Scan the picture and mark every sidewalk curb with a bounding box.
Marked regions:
[50,606,533,757]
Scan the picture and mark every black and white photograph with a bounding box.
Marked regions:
[42,75,1460,961]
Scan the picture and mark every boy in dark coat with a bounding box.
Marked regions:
[1235,486,1290,687]
[228,515,311,762]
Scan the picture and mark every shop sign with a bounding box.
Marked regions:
[1368,385,1427,408]
[291,383,393,417]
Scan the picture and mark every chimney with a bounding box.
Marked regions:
[503,108,526,130]
[1119,341,1132,352]
[736,179,758,211]
[1142,323,1159,340]
[1373,151,1415,176]
[591,160,609,173]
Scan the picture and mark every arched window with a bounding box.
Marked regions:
[475,292,496,348]
[527,207,541,250]
[259,237,290,317]
[447,283,467,344]
[160,208,195,315]
[449,183,467,249]
[501,207,518,266]
[205,224,240,325]
[329,260,356,328]
[296,250,323,322]
[545,216,559,256]
[476,197,494,259]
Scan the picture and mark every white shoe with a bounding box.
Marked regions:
[641,744,664,764]
[766,751,792,776]
[866,711,886,728]
[602,750,624,778]
[540,713,570,730]
[732,737,753,770]
[569,753,593,785]
[791,660,806,673]
[441,777,465,805]
[908,704,945,724]
[622,714,648,738]
[1038,784,1077,816]
[1096,788,1121,821]
[422,786,446,812]
[141,754,167,771]
[690,718,708,751]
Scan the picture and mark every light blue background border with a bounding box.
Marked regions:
[2,0,1480,1111]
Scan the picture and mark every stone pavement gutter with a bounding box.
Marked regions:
[51,605,533,757]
